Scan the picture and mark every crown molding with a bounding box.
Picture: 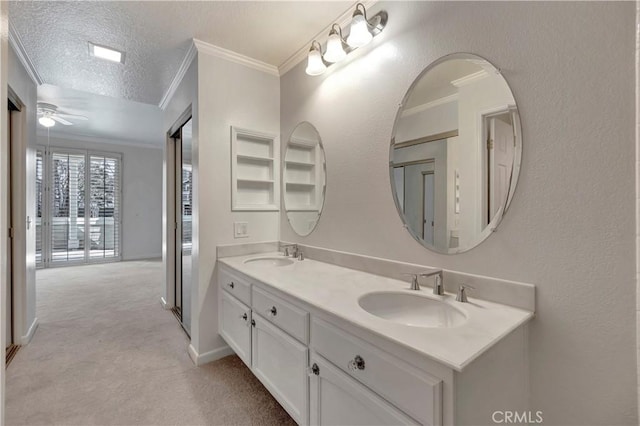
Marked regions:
[8,21,43,86]
[451,70,489,88]
[193,38,279,77]
[278,0,378,76]
[401,93,458,118]
[158,41,197,110]
[37,129,163,151]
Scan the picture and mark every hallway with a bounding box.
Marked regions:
[5,260,293,425]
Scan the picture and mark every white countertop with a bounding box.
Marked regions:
[219,252,534,372]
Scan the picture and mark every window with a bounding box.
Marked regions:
[37,147,121,267]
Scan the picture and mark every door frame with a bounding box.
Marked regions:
[162,106,191,318]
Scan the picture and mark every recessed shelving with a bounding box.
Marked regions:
[231,127,280,211]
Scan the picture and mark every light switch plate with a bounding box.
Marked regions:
[234,222,249,238]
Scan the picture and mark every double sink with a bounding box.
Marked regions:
[243,255,466,329]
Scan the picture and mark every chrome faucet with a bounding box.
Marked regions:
[420,270,444,296]
[402,273,421,290]
[456,284,475,303]
[282,244,298,257]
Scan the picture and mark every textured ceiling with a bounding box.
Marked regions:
[37,84,163,147]
[9,1,354,105]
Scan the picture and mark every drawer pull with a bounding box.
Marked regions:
[348,355,365,371]
[241,313,248,321]
[268,306,277,316]
[311,363,320,376]
[228,282,235,289]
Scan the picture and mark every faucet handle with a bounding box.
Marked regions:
[456,284,475,303]
[401,273,420,290]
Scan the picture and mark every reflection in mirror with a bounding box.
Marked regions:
[390,53,521,254]
[284,122,327,236]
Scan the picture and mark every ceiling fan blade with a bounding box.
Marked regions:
[56,113,88,121]
[52,116,73,126]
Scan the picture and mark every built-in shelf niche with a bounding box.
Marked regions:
[231,126,280,211]
[284,139,323,212]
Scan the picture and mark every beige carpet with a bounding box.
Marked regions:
[6,260,294,426]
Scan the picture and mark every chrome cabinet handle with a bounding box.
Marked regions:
[228,282,235,289]
[268,306,277,316]
[348,355,365,371]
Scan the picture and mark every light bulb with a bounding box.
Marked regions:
[323,31,346,63]
[305,45,326,76]
[39,116,55,128]
[347,12,373,48]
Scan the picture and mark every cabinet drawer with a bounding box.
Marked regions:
[252,286,309,343]
[311,317,442,426]
[219,267,251,305]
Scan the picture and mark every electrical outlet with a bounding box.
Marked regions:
[234,222,249,238]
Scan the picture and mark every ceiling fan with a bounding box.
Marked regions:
[37,102,88,128]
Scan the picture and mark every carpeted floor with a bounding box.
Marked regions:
[6,260,294,425]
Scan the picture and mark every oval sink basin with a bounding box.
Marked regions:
[358,292,467,328]
[244,256,294,267]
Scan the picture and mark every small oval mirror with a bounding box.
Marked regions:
[284,122,327,236]
[390,53,522,254]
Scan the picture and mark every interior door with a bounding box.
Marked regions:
[422,172,434,244]
[488,115,514,220]
[5,103,14,348]
[173,117,192,335]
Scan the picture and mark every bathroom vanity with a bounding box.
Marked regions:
[217,251,534,426]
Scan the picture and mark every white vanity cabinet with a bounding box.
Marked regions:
[218,261,531,426]
[309,353,418,426]
[218,266,310,425]
[220,290,252,367]
[252,313,309,423]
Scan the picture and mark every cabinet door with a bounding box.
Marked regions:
[309,354,418,426]
[252,313,309,425]
[220,290,252,367]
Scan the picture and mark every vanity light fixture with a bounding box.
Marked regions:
[305,3,387,76]
[323,24,347,63]
[305,41,327,76]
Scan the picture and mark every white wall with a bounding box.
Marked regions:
[0,2,9,422]
[395,100,457,142]
[37,135,163,261]
[193,50,280,357]
[8,43,37,344]
[163,48,280,359]
[280,2,636,424]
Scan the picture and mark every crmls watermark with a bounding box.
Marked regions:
[492,411,544,424]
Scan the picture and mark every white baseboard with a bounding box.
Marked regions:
[188,344,234,366]
[123,254,163,261]
[20,317,39,345]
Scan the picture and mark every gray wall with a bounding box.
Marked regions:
[279,2,636,424]
[37,135,163,261]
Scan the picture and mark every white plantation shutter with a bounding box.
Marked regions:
[43,148,121,266]
[50,151,86,264]
[35,149,44,268]
[89,154,121,260]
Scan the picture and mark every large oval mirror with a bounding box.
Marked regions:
[390,53,522,254]
[284,122,327,236]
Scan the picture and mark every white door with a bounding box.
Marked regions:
[489,116,514,220]
[423,172,434,244]
[220,291,252,367]
[251,313,309,425]
[309,354,418,426]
